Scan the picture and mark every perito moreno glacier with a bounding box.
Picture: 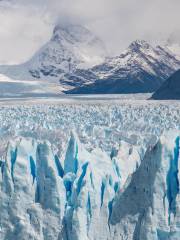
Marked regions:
[0,100,180,240]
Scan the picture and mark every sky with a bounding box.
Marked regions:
[0,0,179,64]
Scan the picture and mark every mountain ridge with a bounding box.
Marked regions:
[151,69,180,99]
[0,24,107,95]
[65,39,180,94]
[0,24,179,96]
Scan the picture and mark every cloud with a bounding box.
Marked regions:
[0,0,179,63]
[85,0,180,54]
[0,1,53,64]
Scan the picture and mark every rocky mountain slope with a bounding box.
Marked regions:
[152,69,180,99]
[0,23,179,95]
[0,24,107,95]
[65,40,180,94]
[166,37,180,61]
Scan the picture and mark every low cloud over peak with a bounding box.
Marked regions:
[0,0,179,64]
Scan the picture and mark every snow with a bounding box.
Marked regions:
[94,40,180,81]
[0,24,107,93]
[0,98,180,239]
[0,33,179,96]
[166,42,180,61]
[0,74,64,97]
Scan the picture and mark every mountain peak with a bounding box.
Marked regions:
[52,23,95,44]
[66,38,180,94]
[128,40,152,52]
[53,23,89,34]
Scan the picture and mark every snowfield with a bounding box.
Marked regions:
[0,97,180,240]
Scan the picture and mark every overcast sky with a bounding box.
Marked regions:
[0,0,179,64]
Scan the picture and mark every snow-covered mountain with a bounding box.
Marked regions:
[0,24,107,94]
[0,24,179,96]
[165,37,180,61]
[65,40,180,94]
[166,43,180,61]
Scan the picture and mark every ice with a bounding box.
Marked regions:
[109,131,180,240]
[64,132,79,174]
[0,138,65,239]
[0,99,180,239]
[166,137,179,223]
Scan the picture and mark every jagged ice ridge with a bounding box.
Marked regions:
[0,101,180,239]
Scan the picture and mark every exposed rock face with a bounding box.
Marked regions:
[0,131,180,239]
[152,69,180,100]
[65,40,180,94]
[0,33,180,96]
[0,24,107,95]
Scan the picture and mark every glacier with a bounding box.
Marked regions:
[0,99,180,239]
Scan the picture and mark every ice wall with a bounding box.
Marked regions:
[0,131,180,240]
[110,131,180,240]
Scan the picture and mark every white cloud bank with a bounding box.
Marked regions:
[0,0,179,64]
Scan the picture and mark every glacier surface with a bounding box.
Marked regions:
[0,99,180,240]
